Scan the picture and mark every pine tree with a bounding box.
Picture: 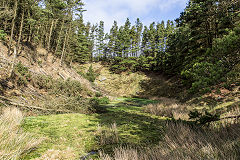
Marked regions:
[96,21,105,60]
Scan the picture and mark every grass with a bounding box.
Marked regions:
[101,121,240,160]
[0,107,42,160]
[22,114,99,159]
[20,97,240,159]
[21,98,163,159]
[75,63,149,97]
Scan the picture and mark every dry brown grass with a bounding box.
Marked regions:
[100,147,140,160]
[96,123,119,146]
[77,62,148,97]
[100,121,240,160]
[0,107,42,160]
[143,97,189,120]
[34,148,76,160]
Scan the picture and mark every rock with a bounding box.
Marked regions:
[7,81,14,89]
[99,76,107,82]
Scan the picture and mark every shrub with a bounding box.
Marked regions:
[33,75,53,89]
[33,75,83,97]
[0,30,6,41]
[85,65,99,82]
[89,97,109,113]
[89,97,100,112]
[14,62,32,86]
[15,62,32,80]
[43,95,93,114]
[95,92,103,97]
[181,61,225,93]
[53,78,83,96]
[189,110,220,125]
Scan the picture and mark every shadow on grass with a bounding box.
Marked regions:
[90,98,168,154]
[136,72,189,102]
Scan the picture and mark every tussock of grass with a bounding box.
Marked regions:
[95,123,119,146]
[143,97,189,120]
[101,121,240,160]
[0,107,42,160]
[35,148,76,160]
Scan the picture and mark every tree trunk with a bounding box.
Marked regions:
[54,20,64,55]
[8,0,18,55]
[27,9,32,43]
[8,46,17,78]
[35,24,41,44]
[60,29,68,66]
[47,19,54,52]
[17,10,25,55]
[60,23,71,66]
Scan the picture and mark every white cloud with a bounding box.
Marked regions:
[158,0,188,12]
[83,0,188,32]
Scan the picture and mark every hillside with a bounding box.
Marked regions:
[0,41,106,116]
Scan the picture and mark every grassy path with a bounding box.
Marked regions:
[22,98,166,159]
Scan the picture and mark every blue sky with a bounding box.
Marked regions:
[82,0,189,32]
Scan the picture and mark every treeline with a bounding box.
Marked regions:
[92,0,240,93]
[0,0,93,64]
[92,18,175,72]
[1,0,239,93]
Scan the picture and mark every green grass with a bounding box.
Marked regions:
[21,98,165,159]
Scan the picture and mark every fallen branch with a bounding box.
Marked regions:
[0,95,71,114]
[221,115,240,120]
[58,72,65,80]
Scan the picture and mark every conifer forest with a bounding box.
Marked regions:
[0,0,240,159]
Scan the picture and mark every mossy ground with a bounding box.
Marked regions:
[21,98,165,159]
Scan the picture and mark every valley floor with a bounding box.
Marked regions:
[22,98,163,159]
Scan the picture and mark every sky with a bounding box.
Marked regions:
[82,0,189,32]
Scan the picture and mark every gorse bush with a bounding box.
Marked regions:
[0,30,6,41]
[15,62,31,79]
[85,65,99,82]
[189,110,220,125]
[89,97,110,113]
[181,61,225,93]
[43,95,93,114]
[95,92,103,97]
[33,75,83,97]
[14,62,32,86]
[53,78,83,97]
[33,75,53,90]
[32,75,97,113]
